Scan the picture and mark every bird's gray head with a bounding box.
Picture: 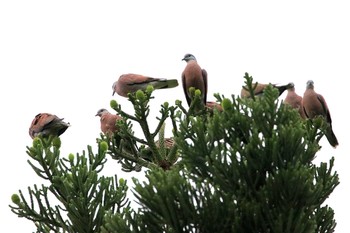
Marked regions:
[182,53,196,62]
[287,82,295,89]
[95,108,109,117]
[306,80,314,89]
[112,81,118,96]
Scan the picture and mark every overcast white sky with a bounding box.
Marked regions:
[1,1,349,232]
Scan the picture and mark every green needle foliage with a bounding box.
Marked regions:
[11,73,340,233]
[105,73,339,232]
[10,137,130,233]
[101,85,180,172]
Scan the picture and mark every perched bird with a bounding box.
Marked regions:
[112,73,178,97]
[284,83,306,119]
[241,82,293,98]
[302,80,338,148]
[95,108,122,136]
[181,53,208,106]
[29,113,70,139]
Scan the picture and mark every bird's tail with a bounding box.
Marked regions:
[156,79,179,89]
[56,120,71,136]
[275,83,294,96]
[325,126,339,148]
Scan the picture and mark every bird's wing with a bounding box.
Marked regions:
[202,69,208,104]
[317,94,332,124]
[182,72,191,106]
[125,74,160,86]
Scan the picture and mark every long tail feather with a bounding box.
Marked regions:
[276,83,294,96]
[326,126,339,148]
[155,79,179,89]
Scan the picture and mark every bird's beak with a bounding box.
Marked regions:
[95,113,99,116]
[112,90,115,96]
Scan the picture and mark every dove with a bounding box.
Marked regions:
[181,53,208,106]
[29,113,70,139]
[112,73,178,97]
[241,82,293,98]
[302,80,338,148]
[95,108,122,136]
[284,83,306,119]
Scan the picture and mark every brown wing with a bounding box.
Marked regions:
[122,74,160,86]
[317,94,332,124]
[182,72,191,106]
[241,83,267,98]
[254,83,268,95]
[202,69,208,104]
[317,94,338,147]
[29,113,56,138]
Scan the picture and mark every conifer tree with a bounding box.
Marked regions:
[10,136,130,233]
[10,73,339,233]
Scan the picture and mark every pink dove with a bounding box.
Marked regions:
[112,73,178,97]
[95,108,122,136]
[302,80,338,148]
[29,113,70,139]
[181,53,208,106]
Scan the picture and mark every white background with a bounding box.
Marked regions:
[1,1,348,232]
